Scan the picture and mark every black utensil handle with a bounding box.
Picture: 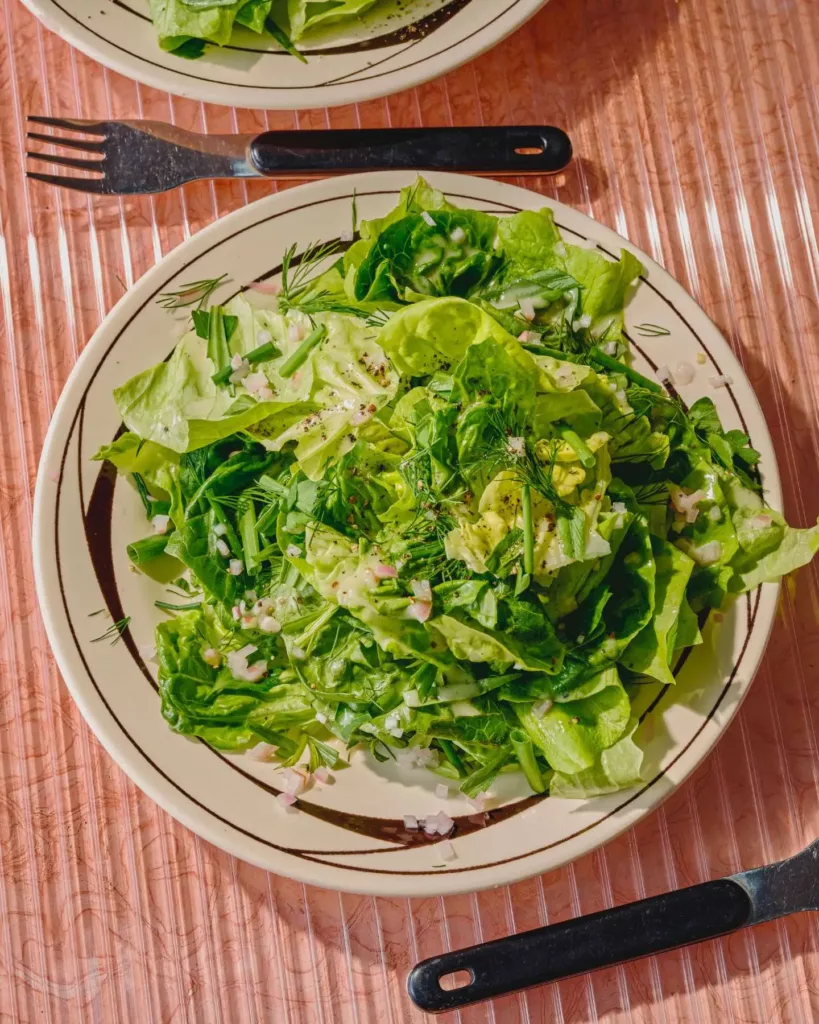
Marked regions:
[248,126,572,177]
[407,877,753,1013]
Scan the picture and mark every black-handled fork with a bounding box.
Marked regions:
[25,119,572,196]
[407,839,819,1013]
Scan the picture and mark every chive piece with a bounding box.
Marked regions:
[155,599,203,611]
[521,483,534,577]
[589,346,663,393]
[438,739,466,777]
[510,729,546,794]
[519,341,582,363]
[556,426,596,468]
[279,324,327,378]
[238,499,260,575]
[206,307,233,383]
[211,339,282,386]
[127,534,169,566]
[265,16,307,63]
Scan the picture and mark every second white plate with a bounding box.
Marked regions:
[20,0,548,110]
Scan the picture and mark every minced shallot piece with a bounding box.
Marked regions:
[403,814,419,830]
[215,539,231,558]
[435,783,450,799]
[421,211,436,227]
[228,559,244,576]
[709,506,722,521]
[277,792,297,811]
[673,362,696,386]
[670,487,706,524]
[259,616,281,634]
[244,371,269,394]
[518,330,538,343]
[518,297,536,322]
[407,601,432,623]
[213,522,228,537]
[339,228,354,243]
[709,374,733,389]
[691,540,723,566]
[372,562,398,580]
[411,579,433,603]
[654,364,671,384]
[151,514,171,535]
[403,689,421,708]
[450,226,466,244]
[439,841,457,863]
[285,544,302,558]
[314,766,332,784]
[246,741,278,762]
[507,436,526,458]
[280,768,308,797]
[423,810,454,836]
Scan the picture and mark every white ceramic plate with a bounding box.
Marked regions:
[34,171,780,897]
[19,0,548,110]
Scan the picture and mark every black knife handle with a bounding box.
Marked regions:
[407,878,753,1013]
[248,126,572,177]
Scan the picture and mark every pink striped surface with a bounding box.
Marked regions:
[2,0,819,1019]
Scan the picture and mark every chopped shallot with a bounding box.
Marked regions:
[407,601,432,623]
[372,563,398,579]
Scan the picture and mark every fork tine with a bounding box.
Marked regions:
[27,151,104,173]
[27,115,108,136]
[26,171,111,195]
[27,131,105,153]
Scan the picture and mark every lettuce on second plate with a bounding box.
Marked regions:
[96,177,819,809]
[150,0,390,60]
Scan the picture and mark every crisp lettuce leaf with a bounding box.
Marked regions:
[285,0,380,39]
[550,720,644,797]
[621,539,695,685]
[733,520,819,592]
[564,246,643,341]
[517,667,631,775]
[377,296,514,377]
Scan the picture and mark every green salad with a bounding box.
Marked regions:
[149,0,394,61]
[97,178,819,810]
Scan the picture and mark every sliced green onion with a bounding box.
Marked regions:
[522,483,534,577]
[154,599,202,611]
[238,500,260,575]
[279,324,327,378]
[556,426,596,468]
[438,739,466,777]
[589,346,662,393]
[211,340,282,386]
[510,729,546,793]
[127,534,169,566]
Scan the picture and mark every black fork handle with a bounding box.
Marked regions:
[407,877,754,1013]
[248,126,572,177]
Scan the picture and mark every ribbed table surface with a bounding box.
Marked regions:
[2,0,819,1019]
